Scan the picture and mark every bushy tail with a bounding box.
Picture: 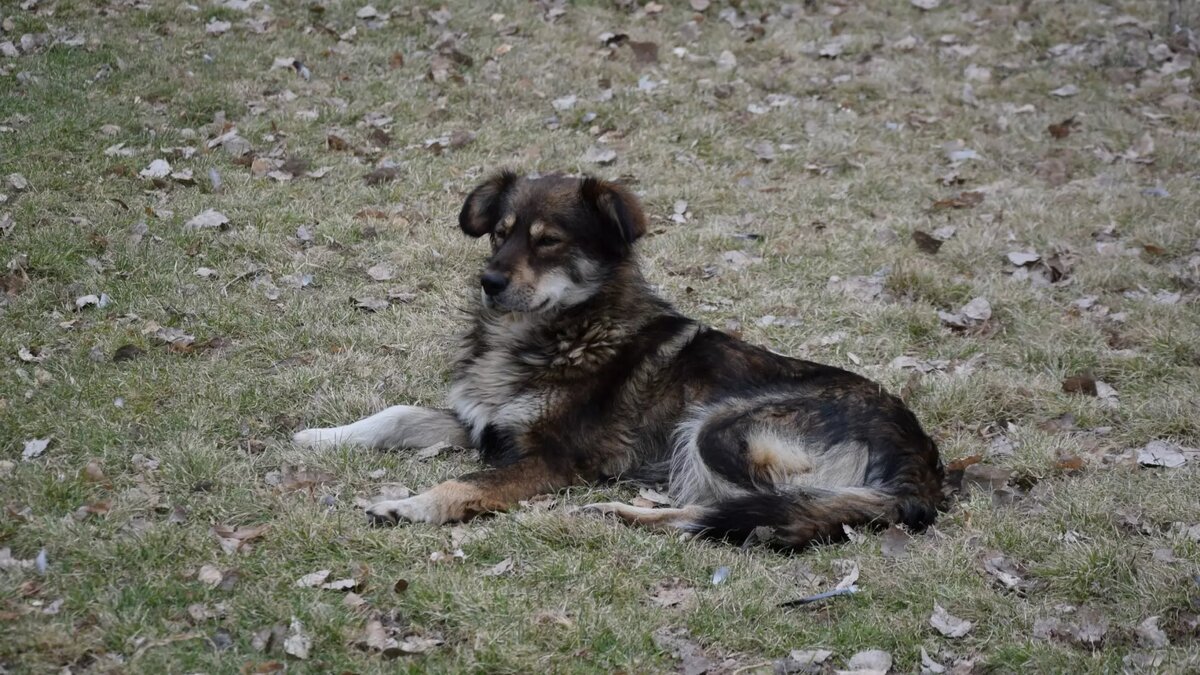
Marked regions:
[686,485,937,550]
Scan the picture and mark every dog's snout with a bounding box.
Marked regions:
[480,271,509,297]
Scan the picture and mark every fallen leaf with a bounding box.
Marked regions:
[627,40,658,65]
[652,628,712,675]
[911,0,940,9]
[206,18,231,36]
[74,293,111,310]
[83,460,108,484]
[1007,250,1041,266]
[1137,440,1191,468]
[912,230,943,253]
[920,647,946,674]
[22,438,49,460]
[1135,616,1169,648]
[397,634,443,654]
[481,558,514,577]
[848,649,892,673]
[197,564,224,588]
[1062,373,1098,396]
[582,146,617,165]
[1070,606,1109,646]
[930,603,974,638]
[139,158,172,180]
[752,140,776,162]
[1050,84,1079,97]
[979,551,1030,592]
[185,209,230,231]
[366,263,395,281]
[283,617,311,659]
[363,166,401,185]
[320,578,360,591]
[834,560,860,590]
[880,525,910,558]
[931,191,983,210]
[649,578,696,609]
[278,467,335,492]
[963,463,1012,494]
[294,570,331,588]
[352,295,390,313]
[939,297,991,329]
[963,297,991,321]
[1048,117,1076,139]
[211,523,268,555]
[790,649,833,667]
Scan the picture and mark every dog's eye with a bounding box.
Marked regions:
[535,235,563,247]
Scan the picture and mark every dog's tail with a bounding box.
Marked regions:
[684,484,939,550]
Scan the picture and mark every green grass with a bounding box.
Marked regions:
[2,0,1199,672]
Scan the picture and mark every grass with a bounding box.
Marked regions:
[2,0,1199,672]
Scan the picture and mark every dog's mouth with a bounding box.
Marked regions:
[480,290,553,314]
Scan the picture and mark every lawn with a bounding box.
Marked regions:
[2,0,1199,672]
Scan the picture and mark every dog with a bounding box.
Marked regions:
[293,170,944,548]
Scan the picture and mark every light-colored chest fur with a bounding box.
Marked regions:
[447,313,633,445]
[448,315,539,444]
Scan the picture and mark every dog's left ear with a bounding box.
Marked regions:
[580,176,647,246]
[459,169,519,238]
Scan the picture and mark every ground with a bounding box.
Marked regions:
[1,0,1199,672]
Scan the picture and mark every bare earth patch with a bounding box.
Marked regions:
[1,0,1199,672]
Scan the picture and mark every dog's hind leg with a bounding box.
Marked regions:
[577,502,705,531]
[293,406,471,450]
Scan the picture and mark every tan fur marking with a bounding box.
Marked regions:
[747,431,815,484]
[496,213,516,238]
[529,220,546,239]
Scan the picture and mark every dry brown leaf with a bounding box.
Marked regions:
[931,191,983,210]
[880,525,911,558]
[912,230,943,253]
[197,564,224,588]
[930,603,974,638]
[211,523,269,555]
[283,617,311,659]
[294,570,331,588]
[481,557,514,577]
[648,578,696,609]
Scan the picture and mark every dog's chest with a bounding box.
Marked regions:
[448,346,548,443]
[448,316,626,443]
[448,317,554,443]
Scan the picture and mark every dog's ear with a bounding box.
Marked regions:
[580,176,647,246]
[459,169,519,238]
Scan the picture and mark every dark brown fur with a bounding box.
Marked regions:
[298,170,944,549]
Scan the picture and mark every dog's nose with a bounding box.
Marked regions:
[480,271,509,297]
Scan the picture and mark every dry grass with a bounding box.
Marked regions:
[2,0,1199,672]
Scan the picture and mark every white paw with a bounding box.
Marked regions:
[292,427,341,449]
[366,495,444,525]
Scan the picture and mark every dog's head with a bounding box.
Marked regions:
[457,170,647,313]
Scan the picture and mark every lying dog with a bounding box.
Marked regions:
[294,170,944,548]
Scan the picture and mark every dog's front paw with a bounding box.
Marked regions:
[292,427,341,449]
[366,495,445,526]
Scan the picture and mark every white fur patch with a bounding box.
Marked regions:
[366,493,445,524]
[293,405,469,450]
[668,407,748,506]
